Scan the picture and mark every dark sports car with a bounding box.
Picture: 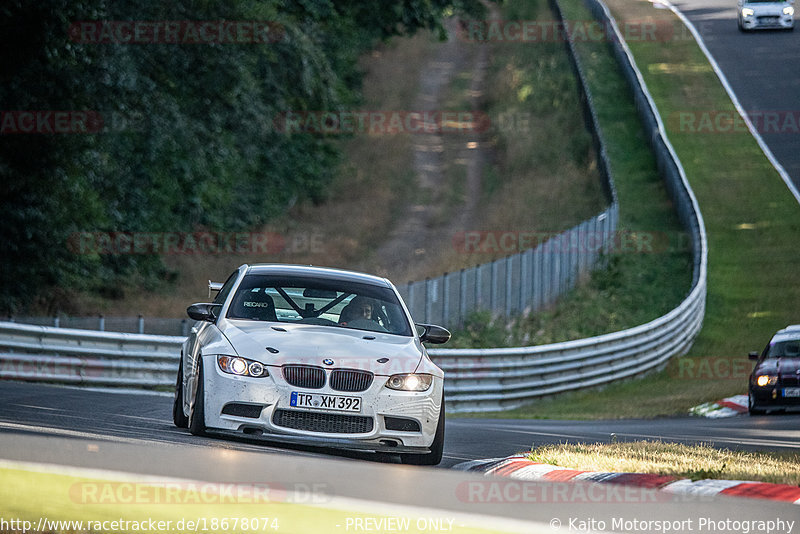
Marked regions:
[748,324,800,415]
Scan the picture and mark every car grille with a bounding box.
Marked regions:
[272,409,374,434]
[330,369,373,392]
[282,365,325,389]
[782,376,800,387]
[757,15,780,24]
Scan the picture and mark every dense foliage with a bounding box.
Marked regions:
[0,0,483,313]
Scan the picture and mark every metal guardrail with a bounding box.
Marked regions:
[0,321,182,387]
[4,315,191,337]
[0,0,707,413]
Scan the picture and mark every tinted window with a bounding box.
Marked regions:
[766,340,800,358]
[226,274,412,336]
[213,271,239,305]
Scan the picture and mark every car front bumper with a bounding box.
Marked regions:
[200,355,444,451]
[749,385,800,410]
[740,14,794,29]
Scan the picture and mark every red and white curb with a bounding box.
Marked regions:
[454,455,800,504]
[689,394,748,418]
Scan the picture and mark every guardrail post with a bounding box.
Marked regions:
[550,238,559,304]
[563,231,571,290]
[53,316,59,328]
[442,272,450,326]
[505,256,513,316]
[475,264,482,309]
[490,261,497,314]
[424,278,431,324]
[564,229,573,288]
[138,314,144,334]
[459,268,467,324]
[520,251,528,312]
[98,314,105,331]
[181,319,189,336]
[539,240,552,307]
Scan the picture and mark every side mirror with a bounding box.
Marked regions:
[748,351,760,360]
[187,303,219,322]
[416,323,451,344]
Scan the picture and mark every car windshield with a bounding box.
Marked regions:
[225,274,413,336]
[766,339,800,358]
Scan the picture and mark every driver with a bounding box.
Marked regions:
[339,296,378,326]
[352,297,374,321]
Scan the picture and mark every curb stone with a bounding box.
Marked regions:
[454,455,800,504]
[689,394,748,418]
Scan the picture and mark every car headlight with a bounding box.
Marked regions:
[385,373,434,391]
[784,6,794,16]
[217,355,269,378]
[742,7,755,16]
[755,374,778,387]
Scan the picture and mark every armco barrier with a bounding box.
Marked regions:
[0,321,181,387]
[0,0,707,412]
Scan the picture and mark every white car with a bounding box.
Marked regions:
[173,263,451,465]
[738,0,795,30]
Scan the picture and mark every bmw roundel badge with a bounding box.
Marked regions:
[323,358,334,366]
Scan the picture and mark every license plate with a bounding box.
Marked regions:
[783,388,800,398]
[290,391,361,412]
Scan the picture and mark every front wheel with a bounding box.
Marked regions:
[401,399,445,466]
[189,360,208,436]
[172,358,189,428]
[748,392,765,416]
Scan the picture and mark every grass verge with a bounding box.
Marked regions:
[526,441,800,485]
[0,465,507,534]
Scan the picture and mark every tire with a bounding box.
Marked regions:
[401,399,445,466]
[748,392,765,416]
[172,358,189,428]
[189,359,208,436]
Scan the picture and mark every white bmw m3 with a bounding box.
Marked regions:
[173,263,451,465]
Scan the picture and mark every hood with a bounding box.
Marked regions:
[755,357,800,377]
[219,319,425,375]
[745,1,789,14]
